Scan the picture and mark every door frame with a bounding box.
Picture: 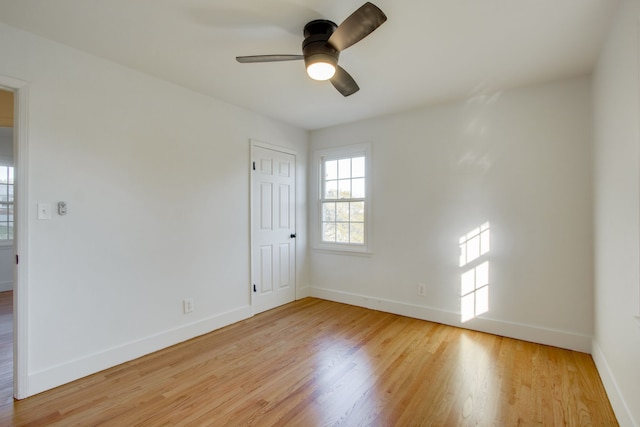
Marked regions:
[0,74,29,399]
[249,139,297,314]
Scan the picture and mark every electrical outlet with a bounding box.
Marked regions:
[183,298,194,314]
[417,283,426,297]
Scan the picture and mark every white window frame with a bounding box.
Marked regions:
[312,143,372,254]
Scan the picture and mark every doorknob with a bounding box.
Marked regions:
[290,233,297,238]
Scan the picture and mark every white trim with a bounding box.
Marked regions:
[27,305,252,397]
[296,286,312,299]
[0,74,29,399]
[637,15,640,326]
[311,142,373,254]
[592,340,638,427]
[312,248,373,257]
[251,139,298,156]
[309,287,593,353]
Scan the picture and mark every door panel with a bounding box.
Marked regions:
[252,145,296,313]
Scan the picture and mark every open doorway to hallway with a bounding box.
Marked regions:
[0,88,14,402]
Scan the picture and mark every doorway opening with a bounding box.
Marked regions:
[0,88,14,403]
[0,75,28,400]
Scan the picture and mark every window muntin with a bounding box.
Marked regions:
[0,165,14,240]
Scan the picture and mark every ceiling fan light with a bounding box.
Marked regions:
[306,61,336,81]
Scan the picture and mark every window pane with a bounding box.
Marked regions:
[0,205,7,222]
[0,167,7,183]
[338,179,351,199]
[350,223,364,244]
[7,185,12,202]
[0,224,7,240]
[318,147,369,251]
[352,178,365,198]
[0,184,6,201]
[323,223,336,242]
[322,202,336,221]
[325,180,338,199]
[336,223,350,243]
[325,160,337,180]
[338,158,351,179]
[352,156,365,178]
[7,223,12,240]
[336,202,349,221]
[7,167,13,184]
[350,202,364,222]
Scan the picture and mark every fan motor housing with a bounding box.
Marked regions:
[302,20,339,70]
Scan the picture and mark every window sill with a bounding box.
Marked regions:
[312,247,373,257]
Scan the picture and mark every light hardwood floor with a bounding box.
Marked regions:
[0,297,617,426]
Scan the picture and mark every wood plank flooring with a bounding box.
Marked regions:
[0,297,617,426]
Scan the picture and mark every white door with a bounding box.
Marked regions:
[251,145,296,314]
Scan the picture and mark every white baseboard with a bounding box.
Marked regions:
[309,287,592,353]
[296,286,312,299]
[592,340,637,427]
[26,305,253,397]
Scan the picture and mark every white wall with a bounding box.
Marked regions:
[309,77,594,352]
[0,23,308,396]
[592,1,640,426]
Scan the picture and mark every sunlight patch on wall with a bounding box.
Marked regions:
[459,222,490,322]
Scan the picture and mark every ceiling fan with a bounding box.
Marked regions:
[236,2,387,97]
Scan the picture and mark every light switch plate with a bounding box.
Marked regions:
[37,203,51,220]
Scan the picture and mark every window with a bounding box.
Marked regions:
[0,165,13,241]
[313,144,372,253]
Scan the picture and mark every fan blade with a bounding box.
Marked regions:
[330,66,360,97]
[327,2,387,52]
[236,55,304,63]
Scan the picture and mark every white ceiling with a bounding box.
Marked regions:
[0,0,619,130]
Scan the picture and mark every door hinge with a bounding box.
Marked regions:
[252,161,256,171]
[253,284,257,292]
[15,254,18,264]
